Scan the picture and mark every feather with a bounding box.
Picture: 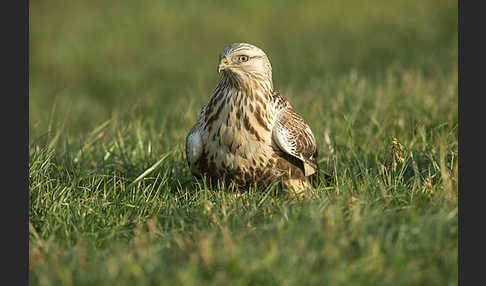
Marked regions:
[185,43,319,191]
[185,121,203,175]
[272,106,318,176]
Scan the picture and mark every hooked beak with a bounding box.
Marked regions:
[218,57,240,73]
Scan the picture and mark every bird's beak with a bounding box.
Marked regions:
[218,57,240,73]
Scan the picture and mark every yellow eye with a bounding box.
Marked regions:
[239,55,249,62]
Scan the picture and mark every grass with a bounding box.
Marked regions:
[29,0,458,285]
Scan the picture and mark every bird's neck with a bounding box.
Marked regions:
[202,73,275,144]
[203,73,276,129]
[219,72,273,96]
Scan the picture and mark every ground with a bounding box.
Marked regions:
[29,0,457,285]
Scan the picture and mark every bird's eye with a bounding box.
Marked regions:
[239,55,249,62]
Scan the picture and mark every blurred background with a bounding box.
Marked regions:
[29,0,457,140]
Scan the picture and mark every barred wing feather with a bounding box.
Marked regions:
[272,107,318,176]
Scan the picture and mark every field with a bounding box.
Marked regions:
[29,0,458,285]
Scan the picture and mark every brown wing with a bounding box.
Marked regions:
[272,106,318,176]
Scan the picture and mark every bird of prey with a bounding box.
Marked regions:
[186,43,318,195]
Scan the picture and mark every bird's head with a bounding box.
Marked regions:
[218,43,273,90]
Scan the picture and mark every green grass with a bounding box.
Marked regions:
[29,0,458,285]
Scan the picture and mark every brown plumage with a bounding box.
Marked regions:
[186,43,318,196]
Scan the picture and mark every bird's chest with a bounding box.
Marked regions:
[201,97,275,173]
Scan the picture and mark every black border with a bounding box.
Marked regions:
[2,0,29,284]
[457,0,462,282]
[458,0,481,285]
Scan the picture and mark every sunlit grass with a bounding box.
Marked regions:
[29,0,457,285]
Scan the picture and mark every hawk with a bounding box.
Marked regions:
[186,43,318,195]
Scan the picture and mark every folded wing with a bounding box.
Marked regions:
[272,106,318,176]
